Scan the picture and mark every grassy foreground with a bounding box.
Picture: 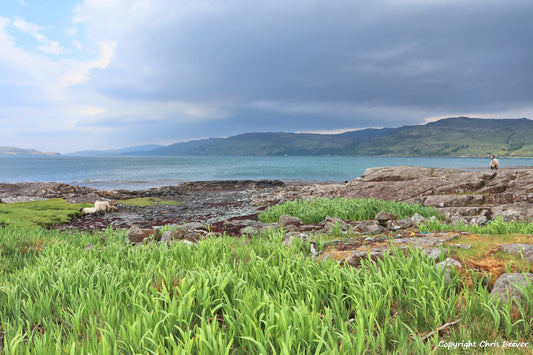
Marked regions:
[0,225,532,354]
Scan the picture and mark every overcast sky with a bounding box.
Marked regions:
[1,0,532,153]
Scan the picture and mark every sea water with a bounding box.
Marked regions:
[0,155,532,190]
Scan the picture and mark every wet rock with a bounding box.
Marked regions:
[490,273,533,305]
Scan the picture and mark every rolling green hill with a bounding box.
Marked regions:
[354,117,533,157]
[141,117,533,157]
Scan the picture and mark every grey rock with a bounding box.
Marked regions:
[127,225,158,244]
[300,224,319,232]
[161,230,181,242]
[411,213,426,226]
[501,244,533,263]
[282,232,308,247]
[181,222,207,233]
[322,215,344,225]
[283,224,301,232]
[374,211,397,225]
[490,273,533,305]
[322,215,350,233]
[470,215,488,226]
[345,251,384,267]
[278,215,303,226]
[436,258,462,285]
[385,220,402,231]
[395,218,413,229]
[309,243,319,256]
[449,216,468,226]
[240,226,260,235]
[357,220,386,235]
[184,231,206,241]
[425,248,443,260]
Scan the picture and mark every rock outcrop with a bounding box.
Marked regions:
[342,167,533,222]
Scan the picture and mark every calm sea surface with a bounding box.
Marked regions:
[1,156,532,190]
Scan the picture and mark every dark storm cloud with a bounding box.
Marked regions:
[91,0,532,110]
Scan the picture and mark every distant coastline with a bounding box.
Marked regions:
[4,117,533,158]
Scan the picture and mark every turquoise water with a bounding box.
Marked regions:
[1,155,532,190]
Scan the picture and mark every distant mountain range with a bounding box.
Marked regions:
[4,117,532,157]
[0,146,60,156]
[134,117,533,157]
[66,144,164,157]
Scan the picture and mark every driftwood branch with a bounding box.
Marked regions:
[416,319,461,341]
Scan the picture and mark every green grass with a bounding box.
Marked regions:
[420,217,533,235]
[259,197,440,224]
[0,226,531,354]
[0,199,90,228]
[117,197,180,207]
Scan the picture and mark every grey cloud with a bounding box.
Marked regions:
[85,0,532,140]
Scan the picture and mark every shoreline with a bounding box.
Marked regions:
[2,165,532,191]
[1,166,531,232]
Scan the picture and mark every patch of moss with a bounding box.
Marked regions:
[0,198,91,228]
[117,197,180,207]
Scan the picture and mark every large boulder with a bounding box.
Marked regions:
[490,273,533,305]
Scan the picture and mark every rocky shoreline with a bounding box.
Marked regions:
[1,166,531,231]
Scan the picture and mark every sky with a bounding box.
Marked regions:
[0,0,532,153]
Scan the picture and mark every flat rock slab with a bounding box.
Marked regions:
[342,167,533,221]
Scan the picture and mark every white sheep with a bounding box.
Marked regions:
[82,200,116,215]
[489,154,499,170]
